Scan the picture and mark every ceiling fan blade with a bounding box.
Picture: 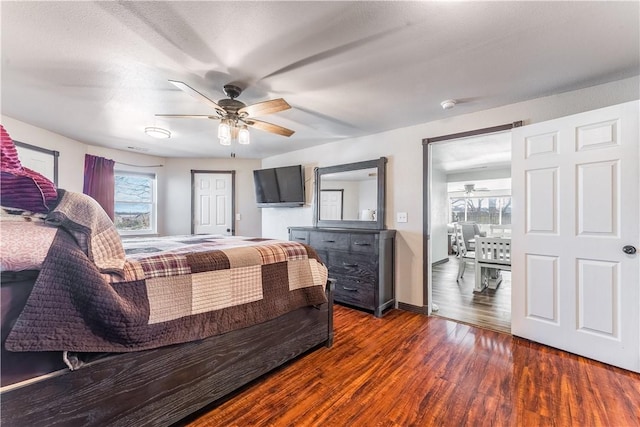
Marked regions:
[155,114,220,119]
[246,119,295,137]
[168,80,225,114]
[238,98,291,117]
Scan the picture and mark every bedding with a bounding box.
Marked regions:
[3,190,328,358]
[1,187,332,425]
[1,125,58,213]
[0,221,58,271]
[46,189,126,273]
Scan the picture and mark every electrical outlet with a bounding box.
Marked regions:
[397,212,408,223]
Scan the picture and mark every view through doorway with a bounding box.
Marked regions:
[426,126,516,334]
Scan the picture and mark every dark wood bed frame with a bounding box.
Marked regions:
[1,281,334,426]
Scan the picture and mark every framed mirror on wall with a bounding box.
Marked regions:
[313,157,387,230]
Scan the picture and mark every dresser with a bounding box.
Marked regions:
[289,227,395,317]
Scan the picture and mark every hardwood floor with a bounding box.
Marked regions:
[432,256,511,333]
[182,305,640,427]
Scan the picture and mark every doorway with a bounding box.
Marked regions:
[423,123,521,333]
[191,170,235,236]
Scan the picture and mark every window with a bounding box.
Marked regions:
[450,196,511,225]
[114,171,156,234]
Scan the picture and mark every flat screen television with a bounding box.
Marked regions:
[253,165,305,207]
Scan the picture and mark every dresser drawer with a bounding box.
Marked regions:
[327,252,377,281]
[289,227,395,317]
[309,231,349,251]
[333,275,375,309]
[314,249,329,266]
[289,229,309,244]
[349,233,376,253]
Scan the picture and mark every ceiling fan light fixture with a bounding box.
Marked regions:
[238,126,250,145]
[464,183,475,195]
[158,80,295,144]
[144,127,171,139]
[218,120,231,145]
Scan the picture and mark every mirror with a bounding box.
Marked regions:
[313,157,386,230]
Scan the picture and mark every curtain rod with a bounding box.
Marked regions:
[115,161,163,168]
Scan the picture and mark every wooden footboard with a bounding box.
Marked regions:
[1,281,334,426]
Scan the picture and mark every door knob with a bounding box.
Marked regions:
[622,245,637,255]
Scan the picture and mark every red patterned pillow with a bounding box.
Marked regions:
[1,125,21,170]
[0,125,58,213]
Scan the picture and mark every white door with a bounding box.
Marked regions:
[511,101,639,372]
[193,172,233,235]
[320,190,343,220]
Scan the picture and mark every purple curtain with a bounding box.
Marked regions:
[83,154,115,220]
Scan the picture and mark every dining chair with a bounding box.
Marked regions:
[454,223,475,282]
[459,222,486,251]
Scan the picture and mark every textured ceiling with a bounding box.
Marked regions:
[1,1,638,159]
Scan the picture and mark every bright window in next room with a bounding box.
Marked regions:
[447,178,512,227]
[450,196,512,225]
[114,171,157,235]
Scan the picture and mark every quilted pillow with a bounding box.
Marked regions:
[0,125,58,213]
[1,125,21,170]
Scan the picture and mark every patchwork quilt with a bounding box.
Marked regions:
[5,193,328,354]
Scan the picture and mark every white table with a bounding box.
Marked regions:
[474,236,511,292]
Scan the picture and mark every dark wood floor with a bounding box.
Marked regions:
[184,305,640,426]
[432,256,511,333]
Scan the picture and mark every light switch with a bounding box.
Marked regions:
[397,212,408,223]
[236,213,242,221]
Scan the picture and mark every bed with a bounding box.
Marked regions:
[0,190,333,426]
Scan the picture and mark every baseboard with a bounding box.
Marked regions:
[397,302,428,315]
[431,257,449,267]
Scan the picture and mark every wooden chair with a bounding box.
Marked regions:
[454,223,475,282]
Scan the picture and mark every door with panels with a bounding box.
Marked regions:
[193,172,234,236]
[511,101,639,372]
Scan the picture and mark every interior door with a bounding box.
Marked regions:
[320,189,343,220]
[511,101,639,372]
[193,172,234,235]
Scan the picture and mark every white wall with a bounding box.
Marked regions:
[447,167,511,184]
[261,76,640,309]
[1,116,264,237]
[4,76,638,308]
[430,162,449,264]
[2,115,172,233]
[2,116,87,192]
[358,179,377,218]
[162,157,262,237]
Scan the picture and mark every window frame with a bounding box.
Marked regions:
[448,194,512,225]
[114,170,157,236]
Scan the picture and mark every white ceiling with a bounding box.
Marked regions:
[431,131,512,173]
[1,1,638,159]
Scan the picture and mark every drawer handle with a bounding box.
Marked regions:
[342,286,358,292]
[323,239,336,243]
[353,242,371,246]
[295,237,306,241]
[343,263,358,268]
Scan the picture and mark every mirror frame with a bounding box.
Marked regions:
[313,157,387,230]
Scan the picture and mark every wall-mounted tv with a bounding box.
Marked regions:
[253,165,305,208]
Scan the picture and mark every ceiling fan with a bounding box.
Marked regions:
[156,80,294,145]
[454,183,490,195]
